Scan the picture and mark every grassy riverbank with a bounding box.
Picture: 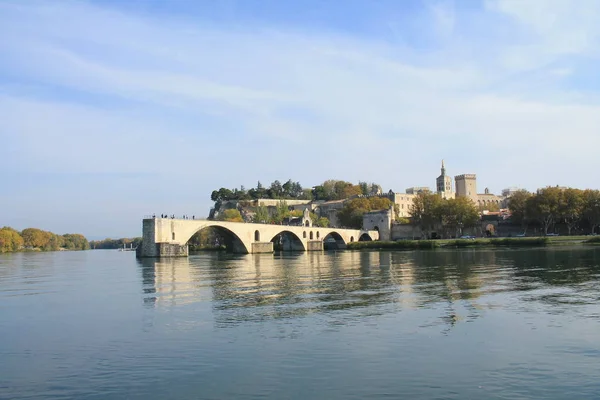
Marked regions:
[344,236,599,250]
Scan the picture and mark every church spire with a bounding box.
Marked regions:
[441,159,446,175]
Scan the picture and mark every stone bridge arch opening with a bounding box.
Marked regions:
[358,233,373,241]
[270,231,305,252]
[323,232,346,250]
[186,225,249,253]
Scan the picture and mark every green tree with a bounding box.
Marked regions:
[217,209,244,222]
[508,190,532,232]
[271,200,290,224]
[315,217,330,227]
[338,197,394,229]
[529,187,562,235]
[441,197,480,237]
[560,188,584,235]
[582,189,600,234]
[410,193,443,238]
[309,212,330,227]
[252,204,270,223]
[269,180,283,199]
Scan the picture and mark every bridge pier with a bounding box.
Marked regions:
[251,242,274,253]
[307,240,324,251]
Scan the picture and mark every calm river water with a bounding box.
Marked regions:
[1,247,600,399]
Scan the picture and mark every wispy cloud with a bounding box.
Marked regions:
[0,0,599,236]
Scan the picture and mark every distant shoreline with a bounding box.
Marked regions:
[346,236,600,251]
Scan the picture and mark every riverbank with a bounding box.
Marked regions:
[346,236,600,250]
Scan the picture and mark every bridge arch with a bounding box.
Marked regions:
[323,231,346,250]
[184,223,250,253]
[269,230,306,252]
[359,233,372,241]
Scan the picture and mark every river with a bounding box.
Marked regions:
[1,247,600,399]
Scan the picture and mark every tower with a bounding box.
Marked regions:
[455,174,477,202]
[436,160,453,199]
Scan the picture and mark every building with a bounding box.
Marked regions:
[455,174,478,202]
[436,160,454,199]
[405,187,431,194]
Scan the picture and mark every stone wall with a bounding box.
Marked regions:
[251,242,274,253]
[307,240,324,251]
[391,224,422,240]
[157,243,189,257]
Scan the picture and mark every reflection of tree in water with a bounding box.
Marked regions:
[498,247,600,309]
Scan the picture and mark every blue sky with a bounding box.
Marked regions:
[1,0,600,238]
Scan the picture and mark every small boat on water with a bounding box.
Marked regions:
[119,243,137,252]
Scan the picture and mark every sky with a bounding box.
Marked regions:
[1,0,600,238]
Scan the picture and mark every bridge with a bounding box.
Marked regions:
[137,217,379,257]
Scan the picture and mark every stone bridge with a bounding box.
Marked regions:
[137,218,379,257]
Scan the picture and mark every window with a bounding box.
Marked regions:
[254,230,260,242]
[172,232,175,240]
[303,231,307,238]
[316,232,320,239]
[310,231,314,240]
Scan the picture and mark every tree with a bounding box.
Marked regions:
[62,234,90,250]
[529,187,562,235]
[441,197,480,237]
[271,200,290,224]
[217,209,243,222]
[315,217,330,227]
[337,197,394,229]
[410,193,443,238]
[282,179,293,197]
[211,187,234,202]
[0,227,24,253]
[582,189,600,234]
[253,205,270,223]
[21,228,51,249]
[269,180,283,199]
[289,210,303,218]
[45,233,64,251]
[559,188,584,235]
[508,190,532,231]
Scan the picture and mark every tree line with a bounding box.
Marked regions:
[508,188,600,235]
[211,179,382,203]
[409,193,480,238]
[90,237,142,249]
[0,227,90,253]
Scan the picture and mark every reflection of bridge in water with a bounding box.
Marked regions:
[137,218,379,257]
[138,250,513,329]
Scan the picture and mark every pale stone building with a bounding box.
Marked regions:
[436,160,455,199]
[455,174,478,202]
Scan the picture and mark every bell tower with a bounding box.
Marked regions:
[436,160,453,199]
